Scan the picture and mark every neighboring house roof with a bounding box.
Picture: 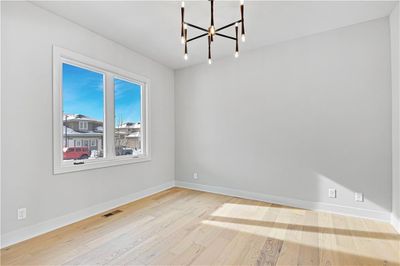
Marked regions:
[63,126,103,137]
[115,131,129,135]
[63,114,103,123]
[126,132,140,138]
[116,122,141,129]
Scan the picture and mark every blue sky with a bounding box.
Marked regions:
[62,63,141,125]
[114,78,141,125]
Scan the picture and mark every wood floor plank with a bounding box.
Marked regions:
[1,187,399,266]
[275,208,305,266]
[318,212,340,266]
[297,210,320,266]
[256,238,284,266]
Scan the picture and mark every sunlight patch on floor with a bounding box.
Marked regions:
[211,203,278,220]
[204,202,400,264]
[201,219,399,264]
[202,219,287,238]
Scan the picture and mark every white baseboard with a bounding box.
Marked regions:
[1,180,395,249]
[175,181,391,223]
[391,213,400,233]
[0,180,175,249]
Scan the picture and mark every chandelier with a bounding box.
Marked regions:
[180,0,246,64]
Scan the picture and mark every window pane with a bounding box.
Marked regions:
[114,78,142,157]
[62,63,104,160]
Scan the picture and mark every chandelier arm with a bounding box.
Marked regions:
[215,33,236,41]
[235,25,239,53]
[216,20,242,32]
[187,33,208,42]
[208,35,211,60]
[181,6,184,39]
[184,29,188,54]
[185,22,208,32]
[240,4,245,36]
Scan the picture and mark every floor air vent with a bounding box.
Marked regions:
[103,209,122,217]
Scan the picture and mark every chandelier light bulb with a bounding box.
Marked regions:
[181,36,185,44]
[208,58,212,65]
[210,25,216,35]
[181,1,185,8]
[240,0,244,5]
[235,51,239,58]
[241,34,246,42]
[184,53,188,60]
[183,23,187,29]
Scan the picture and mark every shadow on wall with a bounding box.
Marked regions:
[182,145,391,213]
[314,172,389,212]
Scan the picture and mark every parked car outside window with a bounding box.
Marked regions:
[63,147,90,160]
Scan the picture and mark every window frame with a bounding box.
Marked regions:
[78,121,88,131]
[113,76,145,157]
[53,46,151,174]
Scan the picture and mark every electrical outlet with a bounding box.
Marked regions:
[193,172,198,179]
[17,208,27,220]
[355,192,363,202]
[328,188,336,198]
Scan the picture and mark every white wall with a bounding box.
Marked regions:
[175,18,392,220]
[390,3,400,232]
[1,1,175,241]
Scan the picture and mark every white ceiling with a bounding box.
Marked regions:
[34,1,397,69]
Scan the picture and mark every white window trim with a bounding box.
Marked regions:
[78,121,88,130]
[53,46,151,174]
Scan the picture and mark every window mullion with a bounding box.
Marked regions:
[105,73,116,159]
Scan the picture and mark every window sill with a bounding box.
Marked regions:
[54,155,151,175]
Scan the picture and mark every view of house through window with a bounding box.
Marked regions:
[114,78,142,157]
[54,48,149,173]
[62,63,104,160]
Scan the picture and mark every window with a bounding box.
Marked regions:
[62,63,104,160]
[114,78,142,157]
[53,47,150,174]
[75,140,81,147]
[78,121,88,131]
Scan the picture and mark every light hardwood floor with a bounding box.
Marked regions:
[1,187,399,265]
